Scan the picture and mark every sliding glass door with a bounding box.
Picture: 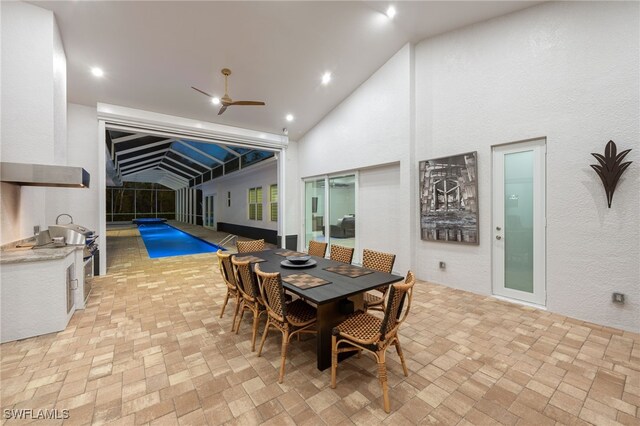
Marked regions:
[328,175,356,249]
[304,179,326,248]
[303,173,357,258]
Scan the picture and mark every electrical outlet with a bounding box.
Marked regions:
[439,261,446,270]
[33,225,40,235]
[612,292,625,304]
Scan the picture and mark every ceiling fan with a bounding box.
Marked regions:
[192,68,265,115]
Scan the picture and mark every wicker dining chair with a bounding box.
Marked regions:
[254,265,317,383]
[329,244,354,264]
[231,256,266,351]
[307,240,328,258]
[236,239,265,253]
[216,250,241,331]
[331,271,415,413]
[362,249,396,312]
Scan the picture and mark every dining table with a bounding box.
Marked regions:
[235,248,404,370]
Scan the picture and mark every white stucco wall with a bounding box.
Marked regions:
[358,163,406,274]
[297,44,413,270]
[0,184,46,245]
[0,1,69,244]
[45,104,100,234]
[200,159,278,232]
[296,2,638,331]
[282,141,300,238]
[52,18,67,166]
[414,1,639,331]
[0,1,56,164]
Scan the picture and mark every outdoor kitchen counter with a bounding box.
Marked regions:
[0,245,81,264]
[1,244,84,343]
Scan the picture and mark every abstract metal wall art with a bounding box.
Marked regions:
[590,140,633,208]
[419,152,478,244]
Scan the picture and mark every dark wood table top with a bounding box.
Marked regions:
[238,249,404,305]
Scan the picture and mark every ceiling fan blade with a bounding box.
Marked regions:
[218,105,228,115]
[229,101,266,106]
[191,86,214,98]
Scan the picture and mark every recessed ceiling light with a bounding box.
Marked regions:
[91,67,104,77]
[211,97,220,105]
[386,6,396,19]
[286,114,294,122]
[321,72,332,85]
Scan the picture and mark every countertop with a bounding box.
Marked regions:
[0,245,81,264]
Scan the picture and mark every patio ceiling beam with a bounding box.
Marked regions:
[117,148,170,165]
[159,174,188,188]
[211,142,241,157]
[112,133,146,144]
[121,163,161,176]
[159,162,198,179]
[176,141,224,165]
[162,157,201,175]
[115,138,174,157]
[168,148,210,169]
[122,169,188,188]
[120,157,162,171]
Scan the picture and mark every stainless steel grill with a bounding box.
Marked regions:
[36,221,98,261]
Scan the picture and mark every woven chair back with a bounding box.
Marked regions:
[308,240,328,258]
[379,271,415,339]
[362,249,396,274]
[217,250,238,291]
[236,239,265,253]
[329,244,354,264]
[231,257,260,300]
[255,265,287,322]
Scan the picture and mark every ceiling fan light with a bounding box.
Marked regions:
[211,97,220,105]
[321,72,332,85]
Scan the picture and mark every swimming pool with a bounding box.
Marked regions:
[137,223,223,258]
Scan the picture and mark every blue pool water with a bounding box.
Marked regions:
[133,218,167,224]
[137,223,223,258]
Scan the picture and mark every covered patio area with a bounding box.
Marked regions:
[1,230,637,425]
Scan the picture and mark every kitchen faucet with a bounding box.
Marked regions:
[56,213,73,225]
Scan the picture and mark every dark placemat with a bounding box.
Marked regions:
[274,250,307,257]
[233,255,266,263]
[282,273,331,289]
[324,264,374,278]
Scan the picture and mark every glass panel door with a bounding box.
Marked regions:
[328,175,356,250]
[203,195,215,228]
[304,179,326,250]
[504,151,534,293]
[492,139,546,306]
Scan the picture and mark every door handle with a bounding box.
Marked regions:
[496,235,502,240]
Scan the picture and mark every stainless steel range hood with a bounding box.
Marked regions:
[0,162,90,188]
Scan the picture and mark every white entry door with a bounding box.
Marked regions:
[492,139,546,306]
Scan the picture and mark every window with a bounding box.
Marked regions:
[269,184,278,222]
[227,191,231,207]
[248,187,263,220]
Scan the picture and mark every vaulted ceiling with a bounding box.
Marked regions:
[32,1,540,140]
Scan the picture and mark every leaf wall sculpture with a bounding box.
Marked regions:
[590,140,633,208]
